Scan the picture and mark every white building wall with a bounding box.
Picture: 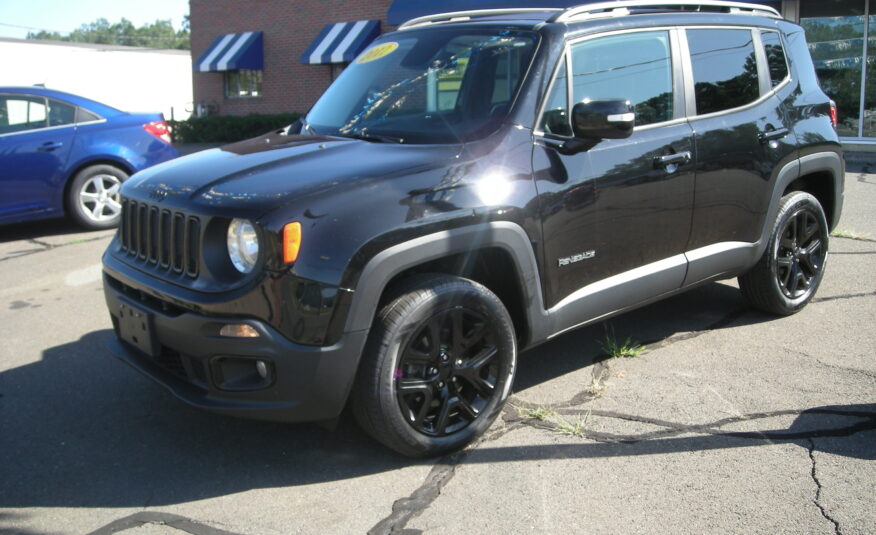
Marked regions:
[0,38,193,120]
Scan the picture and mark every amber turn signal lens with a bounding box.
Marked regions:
[283,222,302,263]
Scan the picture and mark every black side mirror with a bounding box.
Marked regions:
[571,99,635,140]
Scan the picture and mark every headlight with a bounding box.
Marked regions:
[227,218,259,273]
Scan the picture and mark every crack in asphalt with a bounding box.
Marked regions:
[831,234,876,243]
[511,406,876,444]
[367,418,524,535]
[87,512,246,535]
[812,290,876,304]
[814,358,876,381]
[807,439,844,535]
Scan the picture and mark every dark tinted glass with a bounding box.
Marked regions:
[539,59,571,136]
[75,107,101,123]
[48,100,75,126]
[687,29,760,115]
[760,31,789,87]
[570,30,673,127]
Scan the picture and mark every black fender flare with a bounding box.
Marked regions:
[342,221,552,344]
[752,150,843,263]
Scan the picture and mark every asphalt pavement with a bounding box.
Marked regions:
[0,159,873,534]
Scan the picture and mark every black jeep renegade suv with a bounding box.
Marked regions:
[102,1,843,457]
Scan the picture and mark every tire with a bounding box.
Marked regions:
[351,274,517,458]
[67,164,129,230]
[739,191,829,316]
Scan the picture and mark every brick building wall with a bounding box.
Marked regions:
[190,0,393,116]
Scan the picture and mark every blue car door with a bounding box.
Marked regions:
[0,94,76,222]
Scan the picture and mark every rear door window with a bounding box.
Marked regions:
[0,95,47,134]
[687,29,761,115]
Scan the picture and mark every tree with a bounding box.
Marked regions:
[26,17,190,50]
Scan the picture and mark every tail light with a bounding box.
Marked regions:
[144,121,172,144]
[829,100,838,128]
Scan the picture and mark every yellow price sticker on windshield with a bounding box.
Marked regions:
[356,42,399,64]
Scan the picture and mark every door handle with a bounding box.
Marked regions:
[758,127,789,143]
[654,151,691,169]
[37,142,64,152]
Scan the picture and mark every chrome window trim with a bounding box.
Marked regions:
[0,118,107,138]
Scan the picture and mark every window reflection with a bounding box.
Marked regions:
[800,0,866,137]
[865,12,876,137]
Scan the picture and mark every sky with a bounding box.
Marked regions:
[0,0,190,40]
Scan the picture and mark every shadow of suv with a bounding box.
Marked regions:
[101,1,843,457]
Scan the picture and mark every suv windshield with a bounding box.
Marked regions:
[305,27,538,144]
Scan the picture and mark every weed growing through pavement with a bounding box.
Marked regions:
[552,411,591,438]
[599,332,645,359]
[522,406,553,421]
[515,405,595,438]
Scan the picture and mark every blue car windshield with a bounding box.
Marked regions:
[305,28,538,144]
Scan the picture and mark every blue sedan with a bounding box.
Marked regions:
[0,87,178,229]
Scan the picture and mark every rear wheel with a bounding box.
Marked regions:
[352,274,516,457]
[67,164,128,229]
[739,191,829,315]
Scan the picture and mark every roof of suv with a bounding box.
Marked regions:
[397,1,781,30]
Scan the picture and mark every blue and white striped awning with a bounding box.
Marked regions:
[300,20,381,65]
[195,32,264,72]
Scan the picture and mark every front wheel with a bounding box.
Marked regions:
[67,164,129,230]
[739,191,829,315]
[352,275,517,457]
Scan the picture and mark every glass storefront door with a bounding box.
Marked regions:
[865,9,876,137]
[800,0,869,138]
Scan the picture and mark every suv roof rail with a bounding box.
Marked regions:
[399,8,563,30]
[550,1,780,23]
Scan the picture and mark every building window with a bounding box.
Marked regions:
[224,70,262,98]
[331,64,345,81]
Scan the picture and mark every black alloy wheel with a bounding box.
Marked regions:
[352,274,516,457]
[774,208,825,299]
[395,306,500,437]
[739,191,829,316]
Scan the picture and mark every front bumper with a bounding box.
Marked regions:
[103,272,368,422]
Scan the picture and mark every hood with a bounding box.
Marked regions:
[121,132,464,219]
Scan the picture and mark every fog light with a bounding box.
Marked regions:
[219,324,260,338]
[256,360,268,379]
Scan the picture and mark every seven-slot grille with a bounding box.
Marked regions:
[119,197,201,278]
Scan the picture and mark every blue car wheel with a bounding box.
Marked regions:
[67,164,129,229]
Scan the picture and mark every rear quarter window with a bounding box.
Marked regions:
[760,30,790,87]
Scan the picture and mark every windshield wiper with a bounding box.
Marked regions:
[337,129,404,144]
